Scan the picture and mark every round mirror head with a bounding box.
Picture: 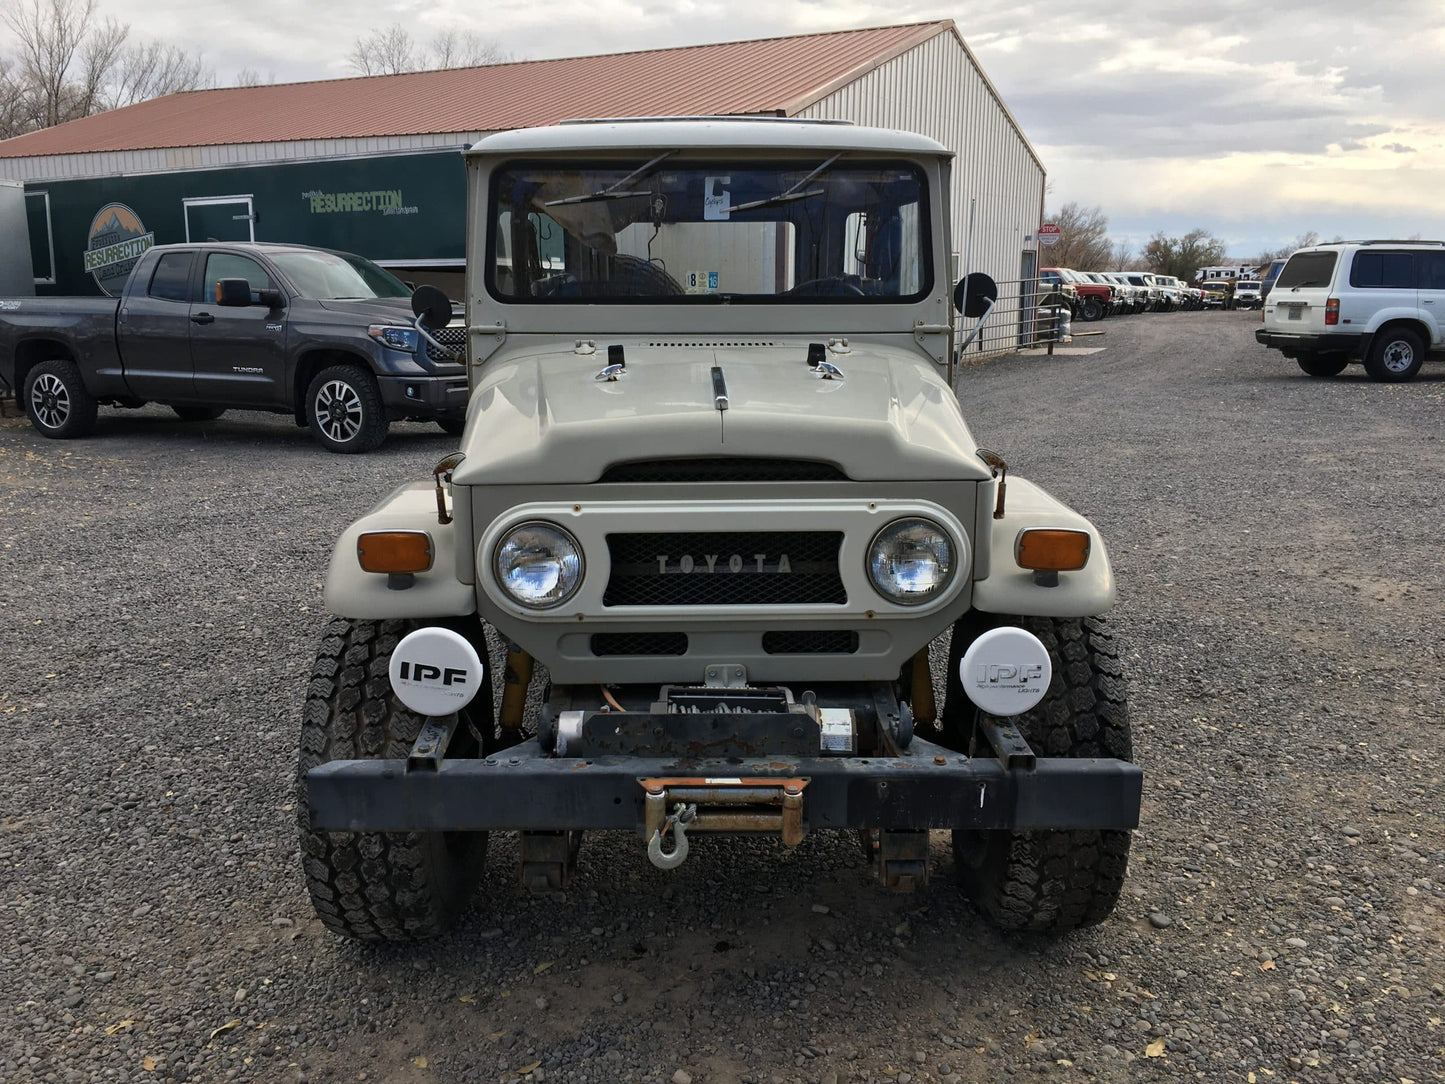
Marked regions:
[953,272,999,318]
[411,284,452,330]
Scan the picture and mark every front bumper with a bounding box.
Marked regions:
[305,734,1143,834]
[1255,329,1361,356]
[377,373,468,420]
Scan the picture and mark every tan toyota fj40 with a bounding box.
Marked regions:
[298,118,1140,940]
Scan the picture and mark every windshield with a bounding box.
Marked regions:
[1236,281,1260,290]
[270,249,412,300]
[488,158,930,303]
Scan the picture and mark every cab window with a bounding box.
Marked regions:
[147,252,194,302]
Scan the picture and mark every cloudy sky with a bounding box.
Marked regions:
[27,0,1445,259]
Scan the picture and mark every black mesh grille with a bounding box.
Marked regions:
[599,458,848,483]
[590,632,688,656]
[425,326,467,362]
[603,532,846,606]
[761,630,860,655]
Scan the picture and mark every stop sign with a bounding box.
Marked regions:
[1038,222,1061,247]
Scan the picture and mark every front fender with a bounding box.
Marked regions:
[971,476,1115,617]
[323,481,474,620]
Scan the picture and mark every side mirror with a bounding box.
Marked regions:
[953,272,999,319]
[258,288,285,309]
[411,284,452,330]
[215,278,251,306]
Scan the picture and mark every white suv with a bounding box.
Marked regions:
[1257,240,1445,382]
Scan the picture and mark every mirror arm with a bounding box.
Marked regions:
[954,296,997,363]
[413,314,461,361]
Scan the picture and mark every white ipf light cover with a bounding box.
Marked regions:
[959,626,1053,717]
[388,626,484,716]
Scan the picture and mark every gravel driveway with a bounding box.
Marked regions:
[1,311,1441,1084]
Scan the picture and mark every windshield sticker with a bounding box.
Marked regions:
[84,203,154,297]
[703,176,731,221]
[685,271,720,293]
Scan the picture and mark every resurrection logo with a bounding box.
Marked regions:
[303,189,415,214]
[83,203,154,296]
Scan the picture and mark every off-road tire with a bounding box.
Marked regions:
[1297,355,1349,378]
[171,404,226,421]
[297,617,488,940]
[23,358,97,439]
[942,613,1132,933]
[1080,296,1104,322]
[305,364,388,453]
[1364,327,1424,383]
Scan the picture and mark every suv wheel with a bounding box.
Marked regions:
[1365,327,1424,383]
[942,614,1132,932]
[298,617,491,940]
[306,365,388,453]
[1297,355,1349,378]
[23,358,98,439]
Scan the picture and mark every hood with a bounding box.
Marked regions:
[313,297,417,322]
[451,339,992,485]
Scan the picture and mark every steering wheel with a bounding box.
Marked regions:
[785,276,867,298]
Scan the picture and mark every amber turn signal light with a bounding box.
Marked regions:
[1014,528,1090,572]
[357,530,434,574]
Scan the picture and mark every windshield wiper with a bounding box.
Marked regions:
[726,153,842,215]
[544,151,677,206]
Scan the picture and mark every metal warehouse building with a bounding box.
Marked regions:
[0,19,1044,317]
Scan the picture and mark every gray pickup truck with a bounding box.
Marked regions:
[0,242,467,453]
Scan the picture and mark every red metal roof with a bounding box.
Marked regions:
[0,21,951,160]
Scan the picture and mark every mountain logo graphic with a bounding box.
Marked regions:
[84,203,154,296]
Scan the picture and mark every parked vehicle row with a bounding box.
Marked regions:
[1039,267,1209,321]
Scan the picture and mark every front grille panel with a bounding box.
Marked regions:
[761,630,860,655]
[599,458,848,484]
[603,531,846,606]
[590,632,688,656]
[425,326,467,362]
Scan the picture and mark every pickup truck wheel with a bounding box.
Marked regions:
[171,405,226,422]
[1297,355,1349,378]
[1364,327,1424,383]
[23,359,97,439]
[1080,297,1104,322]
[298,617,488,940]
[942,614,1133,932]
[306,365,387,453]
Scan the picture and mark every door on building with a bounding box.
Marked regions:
[184,196,255,243]
[1019,249,1038,347]
[190,250,289,407]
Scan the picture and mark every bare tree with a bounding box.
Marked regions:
[106,39,212,108]
[232,67,274,87]
[0,0,212,138]
[1142,228,1227,282]
[348,23,511,76]
[1110,241,1135,270]
[1043,202,1115,270]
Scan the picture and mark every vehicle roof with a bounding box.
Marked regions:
[146,241,351,256]
[466,117,952,158]
[1290,239,1445,251]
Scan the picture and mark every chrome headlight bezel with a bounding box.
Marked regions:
[865,517,957,607]
[492,521,584,610]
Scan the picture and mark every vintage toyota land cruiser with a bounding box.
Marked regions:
[298,118,1141,940]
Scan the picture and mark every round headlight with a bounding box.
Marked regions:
[867,518,955,605]
[494,522,583,609]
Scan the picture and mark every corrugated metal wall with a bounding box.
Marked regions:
[0,131,490,183]
[795,29,1044,312]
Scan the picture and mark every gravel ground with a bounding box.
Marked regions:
[1,310,1441,1084]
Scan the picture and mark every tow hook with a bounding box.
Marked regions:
[647,803,696,870]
